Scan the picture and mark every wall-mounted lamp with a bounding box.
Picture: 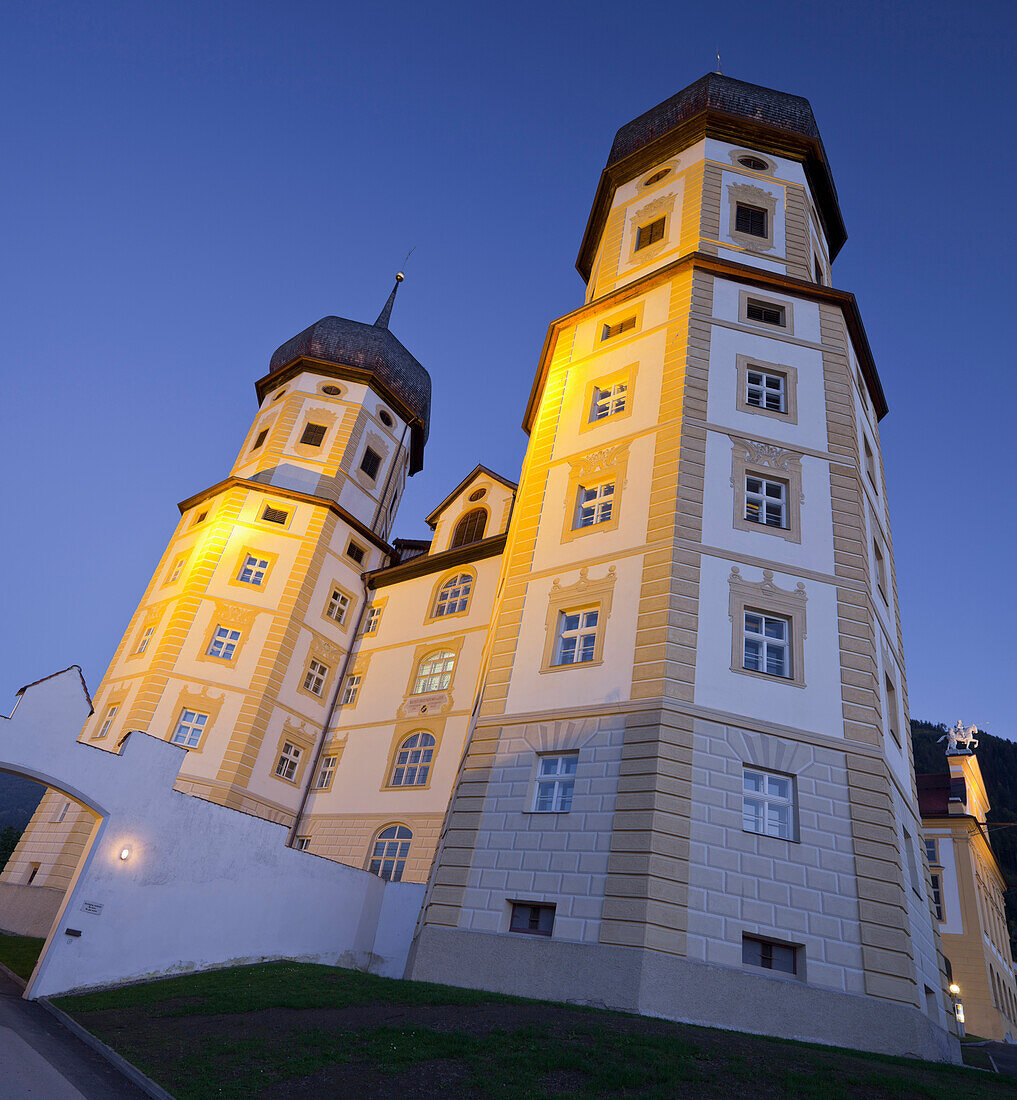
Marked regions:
[118,845,132,862]
[949,983,960,995]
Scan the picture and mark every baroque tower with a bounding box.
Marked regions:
[407,74,954,1058]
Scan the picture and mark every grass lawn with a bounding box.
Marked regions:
[0,931,44,980]
[54,961,1007,1099]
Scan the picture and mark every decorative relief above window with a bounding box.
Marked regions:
[728,567,807,688]
[729,437,804,543]
[727,182,778,252]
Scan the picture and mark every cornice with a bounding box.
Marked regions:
[367,533,507,589]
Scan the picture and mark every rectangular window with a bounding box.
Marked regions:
[745,299,786,327]
[509,902,555,937]
[346,541,366,565]
[207,626,241,660]
[251,428,269,452]
[745,368,786,413]
[742,935,797,975]
[743,767,795,840]
[275,741,302,781]
[555,609,599,665]
[360,447,382,479]
[590,381,627,422]
[238,554,269,586]
[314,755,338,789]
[135,626,155,655]
[814,256,824,285]
[26,864,40,885]
[300,423,327,447]
[96,704,119,739]
[294,836,311,851]
[168,556,187,584]
[744,475,787,529]
[863,437,877,487]
[874,541,887,600]
[575,482,614,528]
[262,505,289,525]
[171,709,209,748]
[602,316,636,341]
[885,675,901,747]
[340,674,361,706]
[362,606,381,634]
[925,838,938,865]
[635,217,665,250]
[743,612,791,678]
[326,588,350,625]
[930,874,943,921]
[53,801,71,824]
[303,659,329,696]
[903,828,921,896]
[533,753,578,813]
[735,203,767,238]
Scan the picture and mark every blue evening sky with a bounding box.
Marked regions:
[1,1,1013,737]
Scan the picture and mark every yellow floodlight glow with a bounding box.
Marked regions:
[118,845,132,862]
[948,983,960,995]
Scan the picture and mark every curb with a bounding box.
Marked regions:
[36,997,176,1100]
[0,958,27,989]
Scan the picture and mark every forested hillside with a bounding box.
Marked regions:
[911,720,1017,942]
[0,772,44,830]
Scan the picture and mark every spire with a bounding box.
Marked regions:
[374,272,405,329]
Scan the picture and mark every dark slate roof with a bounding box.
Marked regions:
[266,316,431,471]
[608,73,822,166]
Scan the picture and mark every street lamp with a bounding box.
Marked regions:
[949,983,965,1037]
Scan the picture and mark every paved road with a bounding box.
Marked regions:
[0,969,150,1099]
[984,1041,1017,1077]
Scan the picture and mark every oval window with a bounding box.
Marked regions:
[379,410,394,427]
[738,156,769,172]
[321,384,342,396]
[468,488,486,502]
[644,168,671,186]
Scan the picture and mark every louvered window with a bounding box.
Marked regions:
[745,299,785,326]
[300,423,327,447]
[360,447,382,479]
[262,505,288,525]
[602,316,636,340]
[251,429,269,451]
[346,541,365,565]
[735,203,767,237]
[635,217,665,250]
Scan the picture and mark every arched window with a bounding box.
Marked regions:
[368,824,412,882]
[389,732,435,787]
[450,509,487,549]
[413,650,455,694]
[433,573,472,618]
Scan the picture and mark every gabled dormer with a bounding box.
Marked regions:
[425,466,517,556]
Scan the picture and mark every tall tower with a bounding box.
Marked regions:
[408,75,955,1059]
[6,283,430,885]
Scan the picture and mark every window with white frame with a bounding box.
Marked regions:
[368,824,411,881]
[742,612,791,678]
[743,766,795,840]
[590,381,627,422]
[389,732,435,787]
[238,554,270,586]
[207,626,241,660]
[171,708,208,748]
[326,588,350,625]
[168,556,186,583]
[554,610,599,666]
[742,935,798,975]
[135,626,155,654]
[533,753,578,813]
[303,659,329,696]
[275,741,302,781]
[574,482,614,529]
[340,674,361,705]
[433,574,472,617]
[314,754,338,789]
[930,874,943,921]
[744,475,787,529]
[294,836,311,851]
[924,838,938,865]
[413,650,455,694]
[362,606,382,634]
[745,368,786,413]
[96,704,119,739]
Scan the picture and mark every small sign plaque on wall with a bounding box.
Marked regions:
[80,901,103,915]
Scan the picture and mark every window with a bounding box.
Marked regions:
[314,755,338,790]
[238,554,269,586]
[635,217,665,250]
[643,167,670,186]
[590,381,627,422]
[743,935,798,975]
[26,864,40,885]
[874,541,887,600]
[207,626,241,660]
[533,753,577,812]
[346,541,366,565]
[54,801,71,824]
[300,423,327,447]
[433,574,472,617]
[303,659,329,696]
[735,203,767,238]
[468,487,486,502]
[813,256,824,285]
[555,609,599,666]
[360,447,382,479]
[251,428,269,452]
[275,741,302,781]
[167,556,186,583]
[413,650,455,694]
[135,626,155,655]
[450,509,487,548]
[745,299,785,326]
[925,838,938,865]
[96,704,119,739]
[321,384,342,396]
[743,612,791,678]
[863,437,877,488]
[389,732,436,787]
[326,588,351,625]
[192,510,208,526]
[744,475,787,529]
[171,708,208,748]
[602,316,636,340]
[368,824,411,881]
[262,505,289,525]
[903,828,922,896]
[928,875,943,919]
[379,409,394,427]
[294,837,311,851]
[510,902,555,937]
[885,674,900,747]
[743,767,795,840]
[745,368,786,413]
[362,606,381,635]
[574,482,614,529]
[340,674,361,706]
[738,155,768,171]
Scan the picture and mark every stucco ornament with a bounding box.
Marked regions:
[939,721,979,755]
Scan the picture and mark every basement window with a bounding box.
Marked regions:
[509,902,555,937]
[743,935,799,975]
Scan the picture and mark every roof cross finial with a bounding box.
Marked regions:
[374,248,415,329]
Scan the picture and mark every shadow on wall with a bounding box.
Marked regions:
[0,667,424,999]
